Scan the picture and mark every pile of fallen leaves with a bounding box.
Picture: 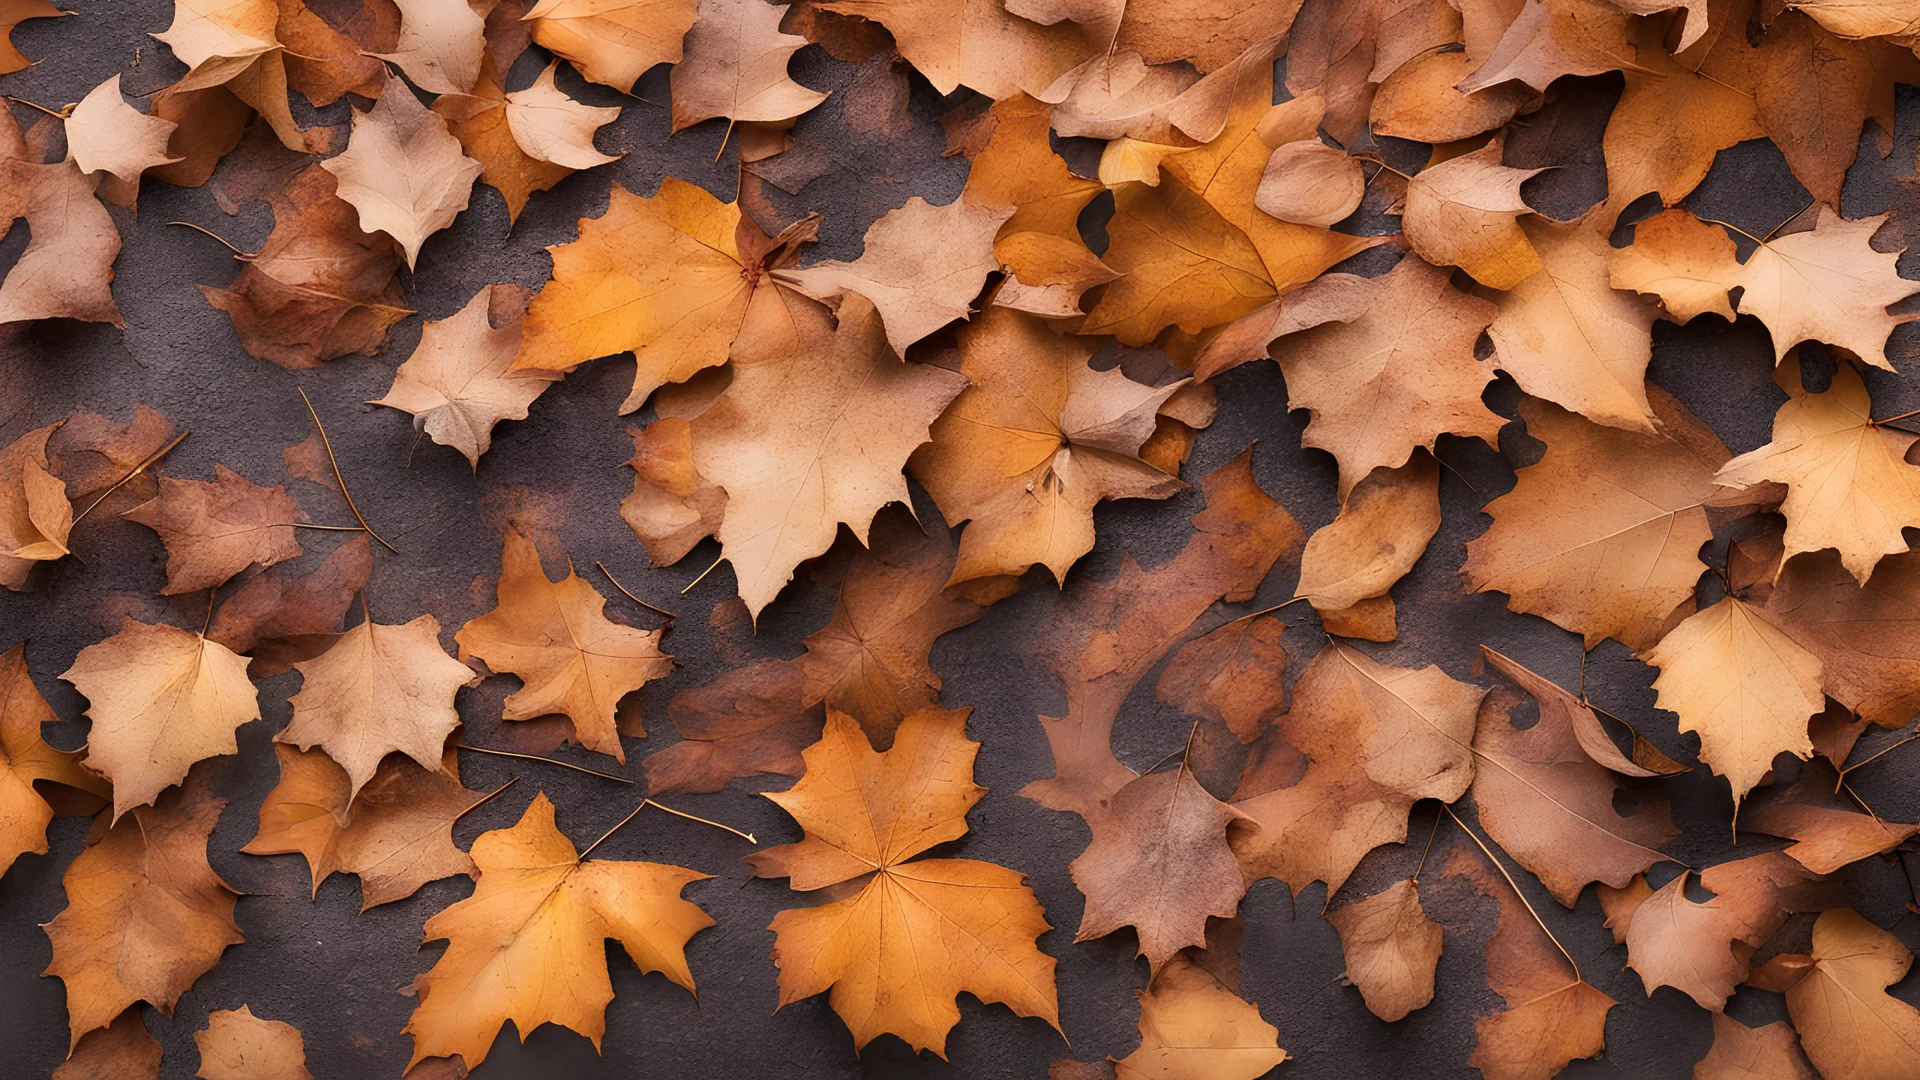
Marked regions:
[7,0,1920,1076]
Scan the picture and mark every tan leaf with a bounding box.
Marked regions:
[774,196,1013,356]
[153,0,310,152]
[910,301,1184,586]
[619,416,727,567]
[523,0,699,91]
[57,1008,162,1080]
[322,70,482,269]
[1044,37,1278,147]
[1749,909,1920,1080]
[371,285,560,467]
[1603,30,1760,216]
[1607,207,1742,324]
[1232,643,1481,897]
[1645,597,1821,808]
[61,620,259,820]
[456,530,671,760]
[1458,0,1638,93]
[1446,844,1616,1080]
[194,1005,310,1080]
[1253,139,1363,229]
[278,613,480,810]
[1402,143,1543,289]
[506,61,622,169]
[1764,549,1920,726]
[0,643,110,879]
[1748,13,1918,210]
[403,792,713,1069]
[42,774,243,1048]
[1486,212,1661,432]
[1371,50,1533,143]
[433,59,570,224]
[374,0,484,94]
[1742,761,1919,875]
[1327,878,1442,1023]
[1295,454,1440,627]
[1716,361,1920,584]
[818,0,1100,98]
[961,94,1109,314]
[0,111,123,327]
[1463,389,1728,650]
[1112,953,1289,1080]
[0,424,73,588]
[124,466,301,595]
[1693,1014,1817,1080]
[746,707,1060,1056]
[64,75,181,188]
[689,294,968,617]
[671,0,828,132]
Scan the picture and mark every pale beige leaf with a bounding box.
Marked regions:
[65,75,181,186]
[322,70,482,269]
[1254,140,1364,228]
[506,62,622,170]
[374,0,484,95]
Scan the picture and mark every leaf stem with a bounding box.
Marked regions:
[1412,803,1445,884]
[1839,732,1920,781]
[594,561,676,620]
[1443,803,1583,984]
[680,552,725,595]
[640,798,757,844]
[1232,595,1309,623]
[71,429,188,527]
[166,221,254,258]
[297,387,396,553]
[453,775,520,823]
[6,95,72,119]
[455,743,633,783]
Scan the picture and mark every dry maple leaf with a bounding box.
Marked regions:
[1400,143,1544,290]
[1470,681,1677,906]
[1231,642,1481,897]
[199,163,413,369]
[1487,211,1662,433]
[1110,952,1289,1079]
[0,423,73,588]
[403,791,713,1069]
[1,0,63,73]
[434,58,573,225]
[371,284,561,467]
[58,1008,163,1080]
[243,741,487,909]
[1749,13,1917,211]
[1763,549,1920,727]
[1463,389,1732,651]
[688,293,968,618]
[746,706,1060,1056]
[322,70,482,270]
[64,75,182,197]
[1645,597,1821,809]
[909,300,1185,586]
[374,0,484,94]
[42,773,243,1049]
[643,505,1002,793]
[1045,37,1278,149]
[1693,1014,1817,1080]
[1600,10,1759,217]
[47,404,175,518]
[1294,453,1440,641]
[511,177,817,412]
[523,0,699,91]
[124,465,302,595]
[818,0,1099,99]
[1613,207,1920,369]
[1370,50,1535,144]
[1445,844,1616,1080]
[194,1006,310,1080]
[1480,646,1685,778]
[1327,878,1443,1023]
[1716,361,1920,584]
[1749,908,1920,1080]
[774,195,1013,357]
[505,61,623,169]
[1741,762,1918,875]
[61,618,260,821]
[207,535,372,676]
[457,530,671,761]
[671,0,829,133]
[1457,0,1639,94]
[1262,255,1503,499]
[0,110,122,328]
[1623,851,1839,1010]
[0,643,109,879]
[277,612,479,811]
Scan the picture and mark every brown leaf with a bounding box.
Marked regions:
[1446,844,1616,1080]
[747,707,1060,1056]
[1110,952,1290,1079]
[1602,11,1760,216]
[1464,388,1729,651]
[817,0,1100,99]
[1458,0,1638,94]
[277,0,392,107]
[1231,642,1481,896]
[124,465,302,595]
[243,742,485,908]
[322,70,481,269]
[1693,1014,1817,1080]
[42,773,243,1048]
[1765,549,1920,727]
[1748,909,1920,1080]
[194,1005,310,1080]
[671,0,828,132]
[1328,878,1442,1022]
[372,285,560,467]
[1371,50,1534,143]
[456,530,670,761]
[1742,761,1918,875]
[961,94,1110,316]
[61,619,260,820]
[432,58,571,224]
[1624,851,1840,1010]
[57,1008,162,1080]
[1470,682,1677,906]
[403,792,713,1069]
[47,404,175,518]
[278,613,479,811]
[1155,615,1288,745]
[0,423,73,589]
[1749,12,1917,210]
[207,535,372,675]
[0,643,110,879]
[1481,646,1685,778]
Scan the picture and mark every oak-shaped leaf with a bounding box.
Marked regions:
[61,619,260,821]
[42,772,243,1049]
[0,643,110,879]
[243,742,488,909]
[1749,909,1920,1080]
[194,1006,310,1080]
[278,612,479,812]
[746,707,1060,1056]
[403,792,713,1069]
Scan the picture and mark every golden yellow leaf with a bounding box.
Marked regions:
[523,0,699,91]
[0,643,109,878]
[1112,954,1289,1079]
